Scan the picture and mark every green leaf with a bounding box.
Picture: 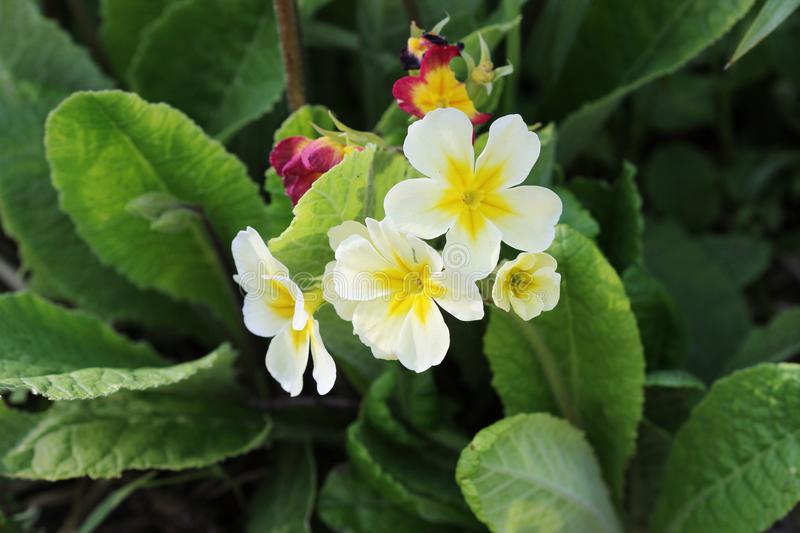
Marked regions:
[130,0,285,139]
[524,0,592,86]
[635,73,715,133]
[375,103,411,148]
[274,105,335,141]
[0,8,206,332]
[99,0,172,78]
[622,264,687,370]
[456,413,622,533]
[347,419,477,528]
[548,0,758,164]
[643,144,721,231]
[728,0,800,65]
[269,146,413,276]
[699,234,772,288]
[524,123,557,187]
[653,363,800,533]
[644,370,706,434]
[0,0,110,93]
[318,465,456,533]
[726,307,800,372]
[484,225,645,499]
[645,370,706,391]
[552,187,600,240]
[344,369,478,529]
[627,420,673,532]
[0,292,229,400]
[45,91,269,326]
[316,304,384,394]
[247,444,315,533]
[0,353,270,480]
[78,472,157,533]
[644,221,751,381]
[571,162,643,272]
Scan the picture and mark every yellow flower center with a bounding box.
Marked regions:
[406,272,426,295]
[461,189,484,208]
[471,62,494,84]
[509,270,533,297]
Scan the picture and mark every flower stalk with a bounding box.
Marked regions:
[274,0,306,110]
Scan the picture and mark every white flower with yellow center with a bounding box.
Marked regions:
[232,227,335,397]
[492,252,561,320]
[325,217,484,372]
[384,107,562,277]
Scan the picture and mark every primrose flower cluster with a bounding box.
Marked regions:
[233,20,562,396]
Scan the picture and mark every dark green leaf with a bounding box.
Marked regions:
[699,234,772,288]
[726,307,800,372]
[644,221,751,381]
[99,0,172,78]
[247,444,315,533]
[653,364,800,533]
[571,162,643,271]
[552,187,600,240]
[728,0,800,66]
[643,144,720,232]
[130,0,285,139]
[622,264,687,370]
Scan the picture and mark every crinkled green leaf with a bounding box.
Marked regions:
[269,146,414,276]
[726,307,800,372]
[99,0,172,78]
[653,364,800,533]
[547,0,757,163]
[130,0,285,139]
[699,233,772,288]
[571,162,643,271]
[622,264,687,370]
[484,225,645,499]
[643,144,720,231]
[0,353,270,480]
[318,465,457,533]
[274,104,335,141]
[45,91,269,327]
[0,292,227,400]
[0,12,206,332]
[456,413,622,533]
[644,220,751,381]
[247,444,315,533]
[728,0,800,65]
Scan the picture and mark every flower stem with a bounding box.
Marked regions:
[0,255,25,292]
[274,0,307,111]
[501,0,521,114]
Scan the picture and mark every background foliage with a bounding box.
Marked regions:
[0,0,799,531]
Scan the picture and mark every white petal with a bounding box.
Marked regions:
[365,218,443,273]
[431,271,484,321]
[474,115,540,190]
[328,220,369,251]
[403,108,474,183]
[266,275,308,330]
[322,261,358,321]
[444,213,502,278]
[510,293,545,321]
[333,234,394,301]
[384,179,455,239]
[242,293,291,337]
[309,320,336,395]
[351,298,407,360]
[533,267,561,312]
[492,186,562,253]
[491,259,513,312]
[395,298,450,373]
[265,325,310,397]
[232,227,288,291]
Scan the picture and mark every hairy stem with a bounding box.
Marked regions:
[0,256,25,292]
[274,0,306,110]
